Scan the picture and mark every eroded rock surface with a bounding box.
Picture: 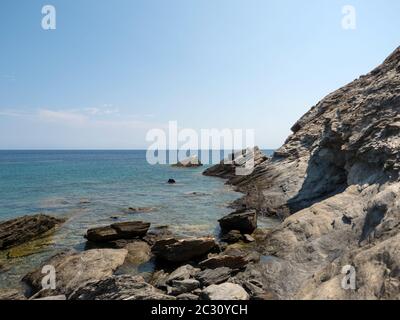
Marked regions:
[0,214,64,250]
[204,46,400,300]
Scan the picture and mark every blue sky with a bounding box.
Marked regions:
[0,0,399,149]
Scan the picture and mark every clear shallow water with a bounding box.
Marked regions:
[0,150,276,289]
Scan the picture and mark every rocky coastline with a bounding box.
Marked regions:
[1,46,400,300]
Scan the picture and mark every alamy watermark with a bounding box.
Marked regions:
[342,5,357,30]
[341,265,356,290]
[146,121,256,176]
[41,5,56,30]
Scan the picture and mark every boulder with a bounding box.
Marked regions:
[23,248,128,297]
[195,267,232,286]
[152,237,217,263]
[167,179,176,184]
[166,265,201,284]
[85,221,150,242]
[201,283,249,300]
[167,279,200,296]
[199,248,258,270]
[0,214,64,250]
[124,241,152,265]
[69,275,175,300]
[220,230,243,244]
[219,210,257,234]
[172,156,202,168]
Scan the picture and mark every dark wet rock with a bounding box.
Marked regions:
[69,275,175,300]
[0,214,64,250]
[219,210,257,234]
[167,279,200,296]
[201,283,249,300]
[167,179,176,184]
[166,265,201,284]
[195,267,232,286]
[23,249,128,297]
[176,293,199,300]
[152,237,217,263]
[172,156,203,168]
[220,230,243,244]
[85,221,150,243]
[127,207,156,214]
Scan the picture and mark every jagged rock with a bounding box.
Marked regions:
[219,210,257,234]
[69,275,175,300]
[85,221,150,242]
[201,283,249,300]
[220,230,243,244]
[172,155,203,167]
[0,214,64,250]
[203,147,268,179]
[167,279,200,296]
[205,46,400,300]
[152,237,217,263]
[199,249,259,269]
[166,265,201,284]
[195,267,232,286]
[23,249,128,297]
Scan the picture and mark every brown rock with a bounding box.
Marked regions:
[85,221,150,242]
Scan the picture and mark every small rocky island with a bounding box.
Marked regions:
[1,46,400,300]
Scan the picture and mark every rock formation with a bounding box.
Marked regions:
[0,214,64,250]
[205,46,400,299]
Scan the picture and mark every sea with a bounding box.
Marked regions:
[0,150,276,290]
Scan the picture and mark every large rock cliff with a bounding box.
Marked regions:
[206,46,400,299]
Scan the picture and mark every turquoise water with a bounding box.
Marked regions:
[0,150,275,290]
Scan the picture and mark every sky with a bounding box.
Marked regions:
[0,0,399,149]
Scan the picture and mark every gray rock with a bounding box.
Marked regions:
[166,265,201,284]
[219,210,257,234]
[196,267,232,286]
[167,279,200,295]
[85,221,150,242]
[69,275,175,300]
[23,248,128,297]
[176,293,199,300]
[152,237,217,263]
[201,283,249,300]
[0,214,64,250]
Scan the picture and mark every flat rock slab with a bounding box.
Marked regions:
[152,237,217,263]
[23,248,128,297]
[219,210,257,234]
[0,214,64,250]
[85,221,150,242]
[69,275,175,300]
[202,283,249,300]
[196,267,233,286]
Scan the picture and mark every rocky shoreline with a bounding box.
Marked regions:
[1,46,400,300]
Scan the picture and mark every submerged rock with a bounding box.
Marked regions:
[23,249,128,297]
[152,237,217,263]
[219,210,257,234]
[0,214,64,250]
[220,230,243,244]
[201,283,249,300]
[85,221,150,242]
[69,275,175,300]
